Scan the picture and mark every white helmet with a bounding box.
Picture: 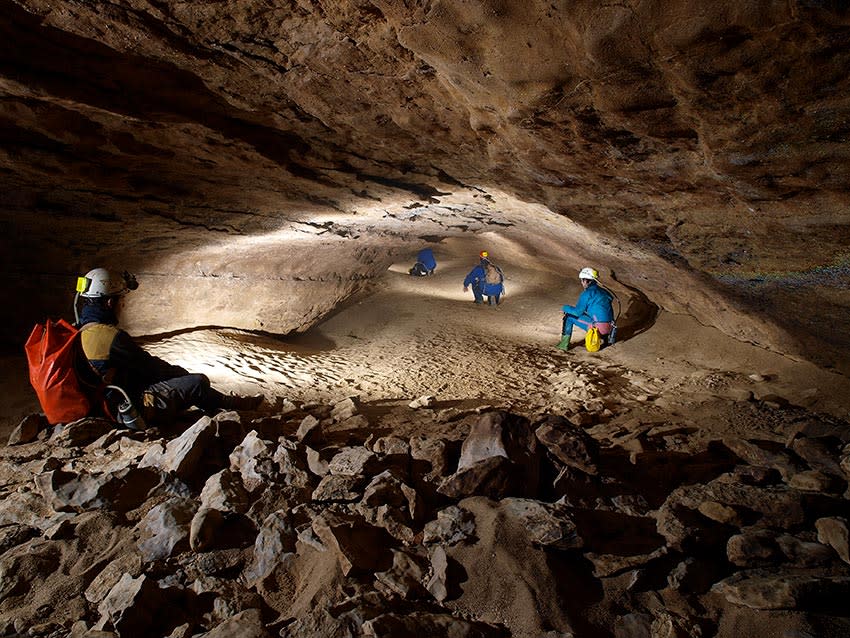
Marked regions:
[77,268,137,298]
[578,267,599,281]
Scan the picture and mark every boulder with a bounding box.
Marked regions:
[7,414,44,445]
[305,446,330,477]
[410,436,451,479]
[97,574,170,636]
[311,511,394,576]
[243,511,297,586]
[85,554,144,604]
[423,505,476,546]
[330,397,360,422]
[711,571,850,610]
[438,456,516,500]
[534,415,599,475]
[295,414,321,444]
[189,507,226,552]
[229,431,276,493]
[35,467,160,513]
[374,548,430,599]
[200,470,251,513]
[198,608,272,638]
[439,411,539,499]
[815,517,850,564]
[327,446,380,477]
[50,418,113,447]
[137,497,197,562]
[723,439,806,481]
[152,416,217,480]
[312,474,365,502]
[426,545,449,602]
[499,498,583,549]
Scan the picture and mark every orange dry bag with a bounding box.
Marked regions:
[25,319,92,424]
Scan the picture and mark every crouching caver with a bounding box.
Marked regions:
[558,267,615,351]
[74,268,262,428]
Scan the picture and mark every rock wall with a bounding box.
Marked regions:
[1,1,849,368]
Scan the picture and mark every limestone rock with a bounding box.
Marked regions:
[499,498,583,550]
[137,497,197,562]
[331,397,360,422]
[229,431,276,493]
[8,414,44,445]
[85,554,144,604]
[711,571,850,610]
[157,416,217,480]
[189,507,226,552]
[305,446,330,477]
[295,414,321,444]
[723,439,806,481]
[50,418,114,448]
[439,411,540,499]
[655,479,806,551]
[408,395,435,409]
[372,435,411,458]
[816,517,850,565]
[410,436,451,479]
[426,545,449,602]
[199,608,272,638]
[311,511,394,576]
[243,511,296,586]
[374,548,429,599]
[0,524,38,554]
[97,574,169,636]
[585,547,668,579]
[534,415,599,475]
[327,446,380,477]
[423,505,476,546]
[35,467,159,513]
[790,436,845,478]
[788,470,842,493]
[200,470,251,513]
[312,474,365,502]
[438,456,516,500]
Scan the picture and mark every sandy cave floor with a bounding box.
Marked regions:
[3,249,848,444]
[2,248,850,637]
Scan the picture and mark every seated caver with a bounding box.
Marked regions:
[558,267,614,351]
[74,267,262,427]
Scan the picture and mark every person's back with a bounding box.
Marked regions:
[558,267,615,350]
[418,248,437,273]
[578,281,614,322]
[75,267,261,425]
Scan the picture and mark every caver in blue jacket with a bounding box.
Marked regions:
[410,248,437,276]
[561,280,614,348]
[463,259,504,305]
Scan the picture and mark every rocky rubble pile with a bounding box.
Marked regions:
[2,397,850,637]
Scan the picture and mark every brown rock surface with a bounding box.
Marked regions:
[2,5,850,638]
[1,1,849,376]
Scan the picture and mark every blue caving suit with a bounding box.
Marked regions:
[562,281,614,342]
[418,248,437,274]
[464,259,504,305]
[410,248,437,276]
